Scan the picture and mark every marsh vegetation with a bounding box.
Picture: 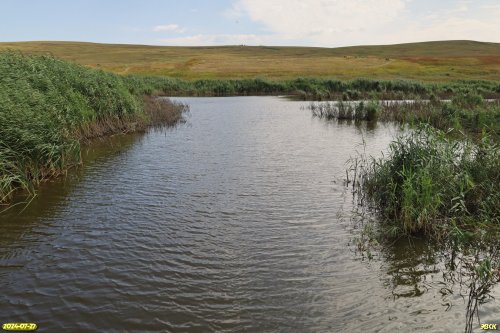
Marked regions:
[350,125,498,239]
[123,75,500,101]
[308,85,499,242]
[0,52,187,204]
[310,94,499,136]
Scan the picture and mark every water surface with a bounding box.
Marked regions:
[0,97,497,332]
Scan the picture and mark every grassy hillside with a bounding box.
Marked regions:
[0,40,498,81]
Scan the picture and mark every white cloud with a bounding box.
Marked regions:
[376,1,500,45]
[214,0,500,46]
[153,24,186,33]
[152,1,500,46]
[456,3,468,12]
[385,17,500,44]
[224,2,245,20]
[481,4,500,10]
[452,0,470,12]
[238,0,406,45]
[159,34,273,46]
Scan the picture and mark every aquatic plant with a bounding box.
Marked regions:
[0,52,186,203]
[350,125,499,239]
[120,74,500,101]
[311,98,500,139]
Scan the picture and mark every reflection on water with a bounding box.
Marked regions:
[0,133,141,250]
[378,239,499,332]
[343,200,499,333]
[0,97,498,332]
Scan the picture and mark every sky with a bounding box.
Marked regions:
[1,0,500,47]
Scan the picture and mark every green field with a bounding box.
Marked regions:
[0,40,499,81]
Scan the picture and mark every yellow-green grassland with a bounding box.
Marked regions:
[1,40,499,81]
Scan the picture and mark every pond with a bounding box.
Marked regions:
[0,97,497,332]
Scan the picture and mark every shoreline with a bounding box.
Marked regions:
[0,52,187,205]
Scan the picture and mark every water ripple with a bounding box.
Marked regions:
[0,97,497,332]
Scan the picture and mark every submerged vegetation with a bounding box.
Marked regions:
[0,52,186,204]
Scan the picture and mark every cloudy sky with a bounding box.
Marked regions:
[2,0,500,47]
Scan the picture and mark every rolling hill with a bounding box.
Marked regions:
[0,40,498,81]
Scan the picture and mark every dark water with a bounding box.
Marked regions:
[0,97,498,332]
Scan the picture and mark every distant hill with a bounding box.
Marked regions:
[0,40,498,81]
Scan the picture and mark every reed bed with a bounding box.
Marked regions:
[349,125,499,240]
[123,76,500,101]
[310,100,381,121]
[309,91,499,239]
[310,94,499,138]
[0,52,187,204]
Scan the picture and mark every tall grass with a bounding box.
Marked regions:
[350,125,499,239]
[310,95,499,139]
[122,75,500,101]
[0,52,186,203]
[379,95,499,138]
[310,100,381,121]
[311,92,499,241]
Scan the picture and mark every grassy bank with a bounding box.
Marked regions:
[0,52,186,204]
[122,75,500,101]
[1,40,499,81]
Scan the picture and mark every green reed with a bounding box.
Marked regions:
[350,125,499,240]
[123,75,500,101]
[0,52,186,203]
